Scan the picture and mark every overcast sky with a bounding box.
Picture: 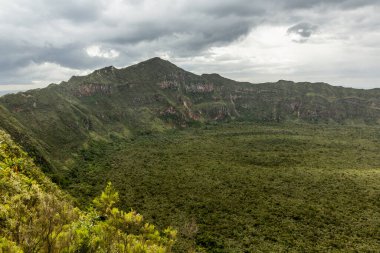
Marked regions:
[1,0,380,94]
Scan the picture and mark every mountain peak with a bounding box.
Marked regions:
[145,56,165,62]
[136,57,178,68]
[123,57,186,78]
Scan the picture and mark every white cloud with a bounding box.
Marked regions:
[85,45,120,59]
[171,20,380,89]
[18,61,91,83]
[1,62,91,93]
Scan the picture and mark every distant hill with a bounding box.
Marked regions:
[1,57,380,175]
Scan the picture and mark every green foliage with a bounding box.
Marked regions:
[66,122,380,252]
[0,131,176,252]
[93,182,120,215]
[0,237,23,253]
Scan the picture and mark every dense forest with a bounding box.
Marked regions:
[0,130,176,252]
[64,122,380,252]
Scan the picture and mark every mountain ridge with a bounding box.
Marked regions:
[0,57,380,177]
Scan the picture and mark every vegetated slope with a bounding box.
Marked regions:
[0,130,176,252]
[1,58,380,252]
[66,123,380,252]
[1,57,380,176]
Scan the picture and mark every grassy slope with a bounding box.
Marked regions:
[65,122,380,252]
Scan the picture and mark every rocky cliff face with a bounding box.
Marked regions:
[75,83,112,97]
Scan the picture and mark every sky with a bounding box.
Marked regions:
[1,0,380,94]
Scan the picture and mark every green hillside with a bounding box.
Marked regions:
[0,130,176,252]
[1,58,380,252]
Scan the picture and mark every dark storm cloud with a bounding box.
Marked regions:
[287,23,319,43]
[0,0,264,71]
[35,44,107,69]
[46,1,103,22]
[25,0,104,23]
[0,40,35,75]
[0,40,115,84]
[0,0,379,90]
[107,13,254,56]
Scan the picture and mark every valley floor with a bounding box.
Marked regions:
[65,122,380,252]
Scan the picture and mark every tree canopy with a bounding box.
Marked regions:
[0,130,176,252]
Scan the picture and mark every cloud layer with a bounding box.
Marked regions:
[0,0,379,92]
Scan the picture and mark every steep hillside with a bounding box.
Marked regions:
[1,57,380,175]
[0,130,176,252]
